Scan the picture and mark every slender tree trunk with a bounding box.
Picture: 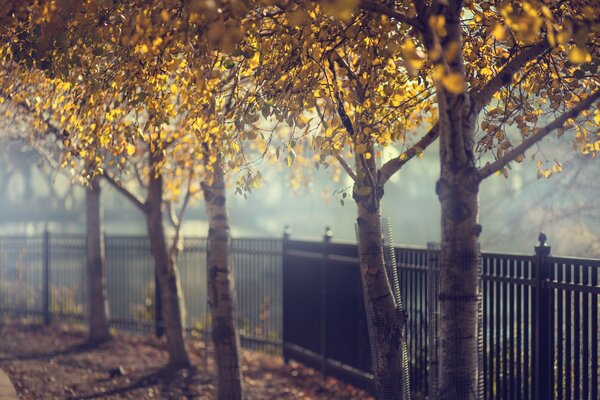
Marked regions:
[435,3,481,396]
[202,160,243,400]
[354,151,409,400]
[146,151,190,369]
[86,177,111,344]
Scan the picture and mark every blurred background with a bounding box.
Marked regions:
[1,132,597,258]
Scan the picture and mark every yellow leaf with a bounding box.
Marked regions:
[126,143,136,156]
[391,93,403,107]
[491,23,506,41]
[568,46,591,64]
[441,72,466,94]
[552,162,563,173]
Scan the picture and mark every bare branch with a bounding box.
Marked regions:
[102,172,147,212]
[478,89,600,180]
[336,154,358,181]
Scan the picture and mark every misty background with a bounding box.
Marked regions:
[1,133,597,258]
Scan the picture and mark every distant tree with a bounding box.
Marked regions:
[0,3,253,394]
[0,98,111,344]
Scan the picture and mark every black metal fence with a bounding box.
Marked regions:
[1,231,598,399]
[282,233,600,400]
[0,232,282,352]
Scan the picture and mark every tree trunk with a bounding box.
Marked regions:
[202,161,243,400]
[435,4,481,396]
[85,177,111,344]
[436,165,480,400]
[354,151,410,400]
[146,151,190,369]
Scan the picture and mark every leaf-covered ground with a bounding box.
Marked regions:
[0,321,373,399]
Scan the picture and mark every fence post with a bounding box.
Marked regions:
[426,242,440,398]
[42,228,51,326]
[533,232,552,400]
[321,226,333,377]
[282,225,291,364]
[154,271,164,338]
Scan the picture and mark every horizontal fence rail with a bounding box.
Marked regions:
[0,231,598,399]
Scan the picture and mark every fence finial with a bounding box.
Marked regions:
[283,225,291,240]
[324,226,333,242]
[538,232,547,247]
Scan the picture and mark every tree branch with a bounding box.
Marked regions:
[377,41,548,186]
[169,172,194,261]
[359,0,423,31]
[478,89,600,180]
[166,201,179,228]
[336,154,358,181]
[102,172,148,212]
[473,40,550,111]
[378,123,439,186]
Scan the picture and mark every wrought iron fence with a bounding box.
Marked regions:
[0,232,282,353]
[0,230,598,399]
[282,233,600,400]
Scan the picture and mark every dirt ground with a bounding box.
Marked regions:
[0,321,373,399]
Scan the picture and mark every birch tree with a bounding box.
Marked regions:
[349,1,599,398]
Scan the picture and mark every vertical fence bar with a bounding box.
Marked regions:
[557,262,564,400]
[282,226,291,364]
[591,261,598,400]
[154,270,164,338]
[573,262,581,400]
[523,259,531,399]
[487,257,496,400]
[582,263,589,399]
[426,242,440,398]
[508,258,516,400]
[483,256,490,400]
[501,258,508,398]
[320,226,332,377]
[516,259,523,400]
[42,229,50,326]
[533,233,551,400]
[495,258,502,400]
[565,261,572,400]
